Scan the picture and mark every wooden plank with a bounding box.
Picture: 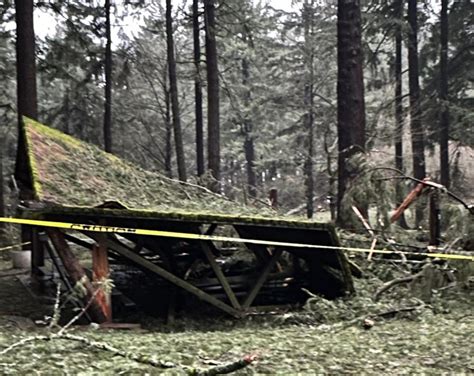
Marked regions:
[242,248,283,309]
[46,229,107,323]
[85,233,241,318]
[200,240,241,309]
[92,241,112,322]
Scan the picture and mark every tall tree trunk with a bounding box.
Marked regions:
[103,0,113,153]
[193,0,205,177]
[336,0,366,226]
[166,0,187,182]
[204,0,220,192]
[242,28,257,198]
[15,0,38,251]
[407,0,426,225]
[0,145,5,243]
[165,87,173,179]
[439,0,449,188]
[303,0,315,219]
[394,0,408,228]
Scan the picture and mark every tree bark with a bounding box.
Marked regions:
[394,0,408,228]
[242,29,257,198]
[0,145,5,242]
[407,0,426,224]
[103,0,113,153]
[15,0,38,251]
[303,0,315,219]
[166,0,187,182]
[439,0,449,188]
[193,0,205,177]
[165,89,173,179]
[204,0,220,192]
[336,0,366,225]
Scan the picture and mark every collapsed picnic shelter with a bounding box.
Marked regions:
[15,117,355,322]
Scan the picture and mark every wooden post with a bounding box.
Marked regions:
[92,241,112,322]
[31,227,44,275]
[46,229,107,323]
[429,191,441,246]
[269,188,278,209]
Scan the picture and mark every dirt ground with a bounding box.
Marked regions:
[0,260,50,315]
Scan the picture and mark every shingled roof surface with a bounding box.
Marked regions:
[22,118,332,229]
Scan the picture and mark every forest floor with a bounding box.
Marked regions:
[0,256,473,374]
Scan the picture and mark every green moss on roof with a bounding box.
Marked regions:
[22,117,333,230]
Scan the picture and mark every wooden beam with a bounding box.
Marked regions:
[46,229,107,323]
[200,240,241,309]
[242,248,283,309]
[85,233,241,318]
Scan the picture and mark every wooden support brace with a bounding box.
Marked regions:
[200,240,241,309]
[242,248,283,309]
[46,229,108,323]
[85,233,241,318]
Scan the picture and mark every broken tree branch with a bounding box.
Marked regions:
[372,167,473,213]
[374,270,424,301]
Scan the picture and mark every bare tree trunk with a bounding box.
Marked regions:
[166,0,187,182]
[439,0,449,188]
[193,0,205,177]
[204,0,220,192]
[103,0,113,153]
[303,0,315,219]
[407,0,426,225]
[163,70,173,179]
[336,0,366,226]
[242,27,257,198]
[14,0,38,251]
[0,146,5,242]
[394,0,408,228]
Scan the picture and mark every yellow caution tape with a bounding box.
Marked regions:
[0,217,472,261]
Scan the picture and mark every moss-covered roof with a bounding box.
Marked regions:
[22,117,332,230]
